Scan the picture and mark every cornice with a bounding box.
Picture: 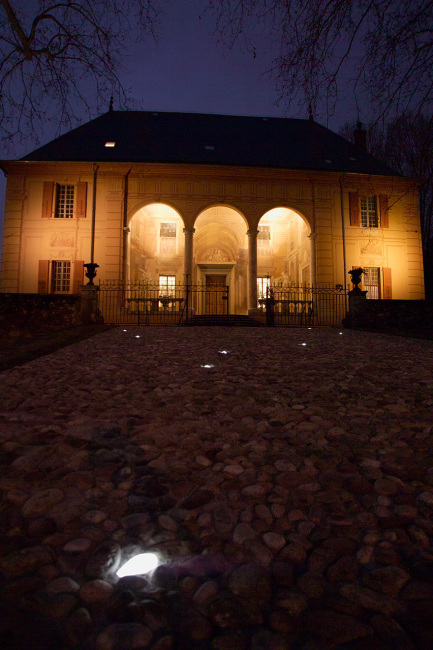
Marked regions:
[0,160,414,191]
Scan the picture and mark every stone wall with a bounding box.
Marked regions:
[0,293,81,339]
[347,297,432,335]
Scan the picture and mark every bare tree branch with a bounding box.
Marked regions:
[340,114,433,247]
[207,0,433,122]
[0,0,160,147]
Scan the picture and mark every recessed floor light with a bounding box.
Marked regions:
[116,553,159,577]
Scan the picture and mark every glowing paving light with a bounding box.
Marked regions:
[123,329,127,332]
[135,335,141,338]
[299,343,307,346]
[200,364,215,368]
[116,553,159,577]
[219,350,229,355]
[339,332,343,335]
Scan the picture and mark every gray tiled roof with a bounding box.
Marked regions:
[21,110,397,176]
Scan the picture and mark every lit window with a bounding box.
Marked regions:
[105,142,116,147]
[360,196,378,228]
[160,222,176,254]
[51,261,71,293]
[55,184,74,219]
[159,275,176,297]
[364,267,380,299]
[257,277,270,303]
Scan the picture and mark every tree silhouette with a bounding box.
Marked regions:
[340,114,433,248]
[0,0,160,145]
[207,1,433,121]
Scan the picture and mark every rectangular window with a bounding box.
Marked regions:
[159,275,176,308]
[258,225,271,256]
[258,225,271,240]
[55,184,75,219]
[364,267,380,299]
[51,260,71,293]
[257,276,270,303]
[160,222,176,254]
[160,222,176,238]
[360,196,378,228]
[159,275,176,296]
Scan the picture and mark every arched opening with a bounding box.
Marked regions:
[128,204,184,285]
[257,208,311,297]
[194,206,248,314]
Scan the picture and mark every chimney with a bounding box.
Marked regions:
[354,121,367,151]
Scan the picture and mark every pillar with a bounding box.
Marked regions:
[308,232,316,287]
[183,227,195,284]
[247,229,259,314]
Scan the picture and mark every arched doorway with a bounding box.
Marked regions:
[128,203,184,287]
[257,208,311,297]
[194,206,248,314]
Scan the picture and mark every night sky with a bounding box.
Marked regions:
[0,0,360,237]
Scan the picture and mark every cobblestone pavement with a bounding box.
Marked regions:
[1,326,433,649]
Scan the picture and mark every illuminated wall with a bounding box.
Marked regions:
[258,208,311,285]
[0,161,425,303]
[129,204,184,284]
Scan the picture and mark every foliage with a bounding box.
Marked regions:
[340,114,433,247]
[207,1,433,121]
[0,0,160,145]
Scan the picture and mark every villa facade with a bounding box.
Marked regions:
[0,111,425,316]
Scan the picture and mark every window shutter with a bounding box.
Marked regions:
[38,260,50,293]
[76,182,87,219]
[42,182,54,219]
[383,267,392,299]
[73,260,84,293]
[349,192,360,226]
[379,194,389,228]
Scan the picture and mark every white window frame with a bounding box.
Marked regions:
[51,260,71,294]
[159,275,176,296]
[363,267,381,299]
[55,184,75,219]
[360,196,378,228]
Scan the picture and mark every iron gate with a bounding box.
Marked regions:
[97,282,347,327]
[98,282,229,325]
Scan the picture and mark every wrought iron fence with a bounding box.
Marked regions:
[260,283,348,327]
[98,281,229,325]
[97,281,346,327]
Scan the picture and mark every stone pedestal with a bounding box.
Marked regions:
[78,285,102,324]
[347,289,367,328]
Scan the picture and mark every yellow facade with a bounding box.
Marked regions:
[0,161,425,307]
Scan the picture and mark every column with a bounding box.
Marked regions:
[247,229,259,313]
[183,227,195,284]
[308,232,316,287]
